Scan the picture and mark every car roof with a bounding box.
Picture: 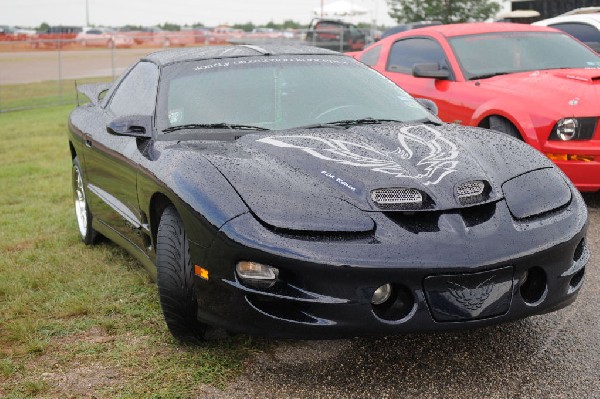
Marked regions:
[142,45,340,66]
[391,22,557,38]
[533,13,600,28]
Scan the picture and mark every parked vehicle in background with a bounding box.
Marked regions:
[0,25,34,41]
[31,25,82,48]
[209,26,245,44]
[114,26,153,45]
[353,23,600,192]
[68,45,589,341]
[381,21,441,40]
[115,27,196,47]
[533,13,600,53]
[0,25,17,41]
[305,18,366,51]
[149,27,195,47]
[76,28,134,48]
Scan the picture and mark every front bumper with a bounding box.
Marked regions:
[543,140,600,192]
[192,196,589,339]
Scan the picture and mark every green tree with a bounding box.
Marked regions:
[280,20,302,30]
[387,0,500,24]
[37,22,50,33]
[233,22,256,32]
[160,22,181,31]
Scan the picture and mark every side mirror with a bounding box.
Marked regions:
[106,115,153,138]
[416,98,439,116]
[412,63,450,80]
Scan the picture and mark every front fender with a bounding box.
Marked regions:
[471,100,556,149]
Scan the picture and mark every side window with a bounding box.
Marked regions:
[360,45,382,66]
[108,62,159,117]
[348,25,362,38]
[551,23,600,43]
[386,38,450,75]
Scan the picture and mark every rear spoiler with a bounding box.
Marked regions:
[76,82,113,106]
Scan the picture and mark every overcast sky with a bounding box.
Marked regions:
[2,0,397,28]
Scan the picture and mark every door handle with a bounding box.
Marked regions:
[84,134,93,147]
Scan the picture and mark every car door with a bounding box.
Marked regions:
[375,37,462,123]
[83,61,159,250]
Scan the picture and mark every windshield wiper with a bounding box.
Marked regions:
[469,72,511,80]
[302,117,442,129]
[301,118,405,129]
[163,123,269,133]
[409,118,442,126]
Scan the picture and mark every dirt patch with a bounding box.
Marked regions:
[24,327,125,398]
[40,364,121,399]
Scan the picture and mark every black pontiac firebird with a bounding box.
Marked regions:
[68,45,590,341]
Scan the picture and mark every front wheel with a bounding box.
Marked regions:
[489,116,523,141]
[72,156,98,245]
[156,205,206,342]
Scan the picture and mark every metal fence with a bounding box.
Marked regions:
[0,29,367,113]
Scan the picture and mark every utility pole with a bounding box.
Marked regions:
[86,0,90,26]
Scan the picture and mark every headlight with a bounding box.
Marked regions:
[556,118,578,141]
[236,261,279,288]
[502,168,571,219]
[549,117,597,141]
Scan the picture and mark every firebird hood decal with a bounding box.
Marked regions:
[200,123,553,219]
[257,124,459,185]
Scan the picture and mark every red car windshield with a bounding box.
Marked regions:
[449,31,600,80]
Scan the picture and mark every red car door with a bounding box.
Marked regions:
[368,35,471,125]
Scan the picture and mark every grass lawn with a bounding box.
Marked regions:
[0,77,113,111]
[0,106,260,398]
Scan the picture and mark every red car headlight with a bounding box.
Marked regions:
[549,117,597,141]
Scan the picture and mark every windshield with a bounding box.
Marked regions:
[156,55,436,131]
[449,31,600,80]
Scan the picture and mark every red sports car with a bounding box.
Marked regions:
[353,23,600,192]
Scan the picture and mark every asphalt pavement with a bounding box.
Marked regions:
[201,192,600,399]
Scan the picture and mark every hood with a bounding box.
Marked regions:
[194,123,552,232]
[479,69,600,115]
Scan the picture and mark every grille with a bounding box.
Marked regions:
[456,180,486,205]
[371,188,423,210]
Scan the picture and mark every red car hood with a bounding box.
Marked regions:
[480,69,600,115]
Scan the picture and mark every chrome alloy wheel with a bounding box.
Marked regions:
[73,165,88,238]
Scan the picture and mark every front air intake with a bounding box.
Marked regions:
[371,188,424,210]
[455,180,488,205]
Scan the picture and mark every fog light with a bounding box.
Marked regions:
[371,283,392,305]
[546,153,595,162]
[520,267,547,305]
[556,118,578,141]
[236,261,278,284]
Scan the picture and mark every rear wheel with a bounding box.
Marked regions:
[72,156,98,245]
[489,116,523,141]
[156,206,206,342]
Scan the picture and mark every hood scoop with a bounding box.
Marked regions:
[370,187,431,210]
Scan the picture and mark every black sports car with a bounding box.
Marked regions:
[68,45,590,341]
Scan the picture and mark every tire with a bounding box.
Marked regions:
[156,206,206,342]
[72,156,98,245]
[489,116,523,141]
